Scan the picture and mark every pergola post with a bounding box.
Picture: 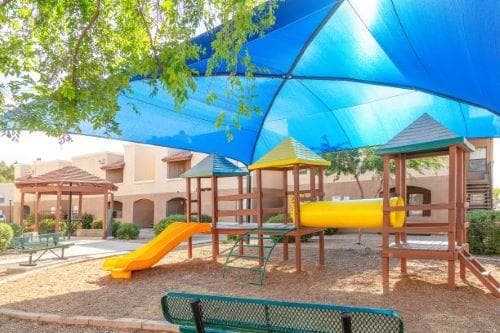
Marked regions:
[102,192,108,239]
[19,191,25,225]
[78,193,83,219]
[109,192,115,238]
[34,192,41,233]
[55,189,62,232]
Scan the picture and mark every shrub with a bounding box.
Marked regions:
[92,219,103,229]
[153,214,212,235]
[80,213,94,229]
[116,223,140,240]
[0,223,14,252]
[467,210,500,255]
[39,219,67,234]
[266,214,313,243]
[112,220,121,238]
[324,228,338,236]
[40,218,56,233]
[9,223,25,237]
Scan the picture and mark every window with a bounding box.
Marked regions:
[0,194,4,204]
[383,186,431,217]
[469,147,487,172]
[167,161,189,179]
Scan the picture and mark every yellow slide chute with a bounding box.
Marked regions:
[292,197,405,229]
[102,222,211,279]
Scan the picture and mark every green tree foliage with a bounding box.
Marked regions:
[323,147,445,199]
[0,161,14,182]
[0,0,277,139]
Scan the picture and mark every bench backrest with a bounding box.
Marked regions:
[38,232,67,245]
[10,236,32,249]
[162,292,404,333]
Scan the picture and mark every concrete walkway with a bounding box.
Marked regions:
[0,233,212,267]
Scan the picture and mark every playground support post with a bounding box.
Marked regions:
[186,177,193,259]
[381,155,391,293]
[211,176,219,260]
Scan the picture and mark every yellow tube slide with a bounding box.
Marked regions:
[292,197,405,229]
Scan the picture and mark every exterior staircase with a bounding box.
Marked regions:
[466,181,492,210]
[458,248,499,297]
[222,227,293,285]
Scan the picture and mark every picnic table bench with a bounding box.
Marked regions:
[10,232,74,266]
[162,292,404,333]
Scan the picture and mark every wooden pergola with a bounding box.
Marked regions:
[15,166,117,239]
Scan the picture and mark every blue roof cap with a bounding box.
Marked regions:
[181,153,248,178]
[377,114,475,155]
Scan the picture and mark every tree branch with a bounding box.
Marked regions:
[1,0,12,7]
[71,0,101,87]
[136,0,161,70]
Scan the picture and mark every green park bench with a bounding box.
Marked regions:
[11,232,74,266]
[161,292,404,333]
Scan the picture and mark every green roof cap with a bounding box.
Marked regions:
[180,153,248,178]
[248,137,330,170]
[376,113,475,155]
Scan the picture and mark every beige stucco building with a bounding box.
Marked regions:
[11,139,494,228]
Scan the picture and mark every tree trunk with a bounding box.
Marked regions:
[354,174,364,244]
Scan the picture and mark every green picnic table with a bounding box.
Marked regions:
[10,232,74,266]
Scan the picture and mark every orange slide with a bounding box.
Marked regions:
[102,222,211,279]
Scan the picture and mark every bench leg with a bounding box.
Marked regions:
[20,253,37,266]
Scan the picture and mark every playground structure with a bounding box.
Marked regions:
[183,138,331,274]
[377,114,499,296]
[102,115,498,297]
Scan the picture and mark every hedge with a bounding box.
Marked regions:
[80,213,94,229]
[467,210,499,255]
[116,223,140,240]
[153,214,211,235]
[0,223,14,252]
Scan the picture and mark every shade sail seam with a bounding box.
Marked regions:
[346,0,407,82]
[249,0,346,163]
[121,94,260,134]
[296,79,353,148]
[183,72,499,115]
[386,0,436,86]
[457,102,469,138]
[265,87,415,123]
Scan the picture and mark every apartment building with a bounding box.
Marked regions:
[12,139,494,228]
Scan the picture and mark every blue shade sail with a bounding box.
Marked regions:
[82,0,500,165]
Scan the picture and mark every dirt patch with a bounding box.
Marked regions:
[0,234,498,333]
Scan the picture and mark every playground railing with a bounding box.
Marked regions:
[162,291,404,333]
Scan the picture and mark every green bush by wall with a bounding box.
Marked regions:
[153,214,211,235]
[92,219,103,229]
[39,219,67,234]
[0,223,14,252]
[266,214,313,243]
[112,220,121,238]
[116,223,140,240]
[467,210,499,255]
[80,213,94,229]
